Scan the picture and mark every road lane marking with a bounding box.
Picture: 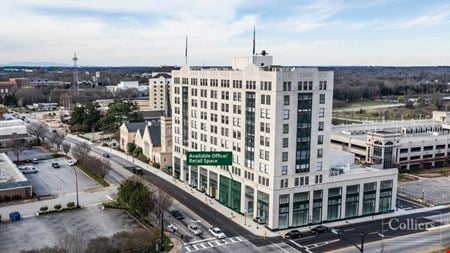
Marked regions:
[343,228,355,232]
[289,239,313,253]
[187,237,216,244]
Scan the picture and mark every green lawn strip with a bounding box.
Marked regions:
[77,164,110,187]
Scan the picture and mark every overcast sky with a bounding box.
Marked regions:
[1,0,450,66]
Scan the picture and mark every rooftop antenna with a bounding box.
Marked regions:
[252,26,256,55]
[185,35,188,65]
[72,53,79,93]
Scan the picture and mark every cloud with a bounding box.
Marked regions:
[0,0,449,65]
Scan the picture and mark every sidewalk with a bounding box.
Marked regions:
[82,135,450,237]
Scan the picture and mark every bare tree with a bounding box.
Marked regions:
[72,142,91,161]
[98,158,112,178]
[26,122,49,144]
[152,188,173,222]
[50,132,65,151]
[11,138,26,162]
[62,142,71,156]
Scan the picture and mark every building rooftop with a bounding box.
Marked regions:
[0,153,28,184]
[124,122,147,133]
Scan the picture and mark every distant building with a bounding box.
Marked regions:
[0,78,27,95]
[0,153,33,200]
[26,103,59,111]
[117,81,139,90]
[331,111,450,171]
[149,73,171,110]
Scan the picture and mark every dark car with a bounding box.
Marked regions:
[52,162,60,168]
[132,167,143,175]
[285,230,302,239]
[170,210,185,220]
[311,225,329,235]
[102,153,110,158]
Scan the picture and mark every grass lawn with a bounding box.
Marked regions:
[78,164,110,187]
[398,173,419,182]
[334,100,396,109]
[410,167,450,177]
[333,104,437,121]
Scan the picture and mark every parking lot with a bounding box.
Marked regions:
[0,206,142,253]
[23,157,100,196]
[6,147,54,162]
[398,176,450,205]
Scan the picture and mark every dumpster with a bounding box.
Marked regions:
[9,211,21,222]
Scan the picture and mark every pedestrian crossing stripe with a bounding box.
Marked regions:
[185,236,245,252]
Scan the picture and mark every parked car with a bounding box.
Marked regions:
[187,224,202,235]
[132,167,143,175]
[285,230,302,239]
[102,153,110,158]
[67,160,77,166]
[208,227,226,239]
[170,210,185,220]
[51,162,60,168]
[19,166,38,174]
[31,158,39,164]
[311,225,329,235]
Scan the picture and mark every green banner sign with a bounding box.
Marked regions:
[186,151,232,166]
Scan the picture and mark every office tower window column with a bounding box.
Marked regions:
[245,92,256,169]
[182,87,189,146]
[296,93,312,173]
[312,190,323,223]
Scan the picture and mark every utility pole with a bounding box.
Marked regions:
[73,167,79,208]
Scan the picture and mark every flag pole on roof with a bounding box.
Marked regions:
[252,26,256,55]
[185,35,188,65]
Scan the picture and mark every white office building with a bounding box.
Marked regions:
[171,51,398,230]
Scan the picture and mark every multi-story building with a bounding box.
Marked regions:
[171,51,398,230]
[149,73,171,110]
[332,111,450,171]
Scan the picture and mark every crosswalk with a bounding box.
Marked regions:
[185,236,245,252]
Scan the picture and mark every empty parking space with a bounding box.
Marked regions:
[24,157,100,196]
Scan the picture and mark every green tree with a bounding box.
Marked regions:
[99,99,143,133]
[69,102,101,132]
[127,142,136,154]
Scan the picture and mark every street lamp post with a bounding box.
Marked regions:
[73,167,79,208]
[244,210,247,226]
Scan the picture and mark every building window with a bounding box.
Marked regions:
[283,82,291,91]
[318,135,323,145]
[319,94,325,104]
[319,108,325,118]
[281,165,288,175]
[327,187,342,221]
[283,110,289,120]
[282,138,289,148]
[316,162,322,171]
[363,182,377,215]
[345,185,360,218]
[312,190,323,223]
[318,122,324,131]
[379,180,393,212]
[282,152,288,162]
[292,192,309,226]
[317,149,323,158]
[278,194,290,229]
[284,95,290,105]
[283,124,289,134]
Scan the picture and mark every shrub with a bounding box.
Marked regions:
[67,202,75,208]
[54,204,62,210]
[40,206,49,212]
